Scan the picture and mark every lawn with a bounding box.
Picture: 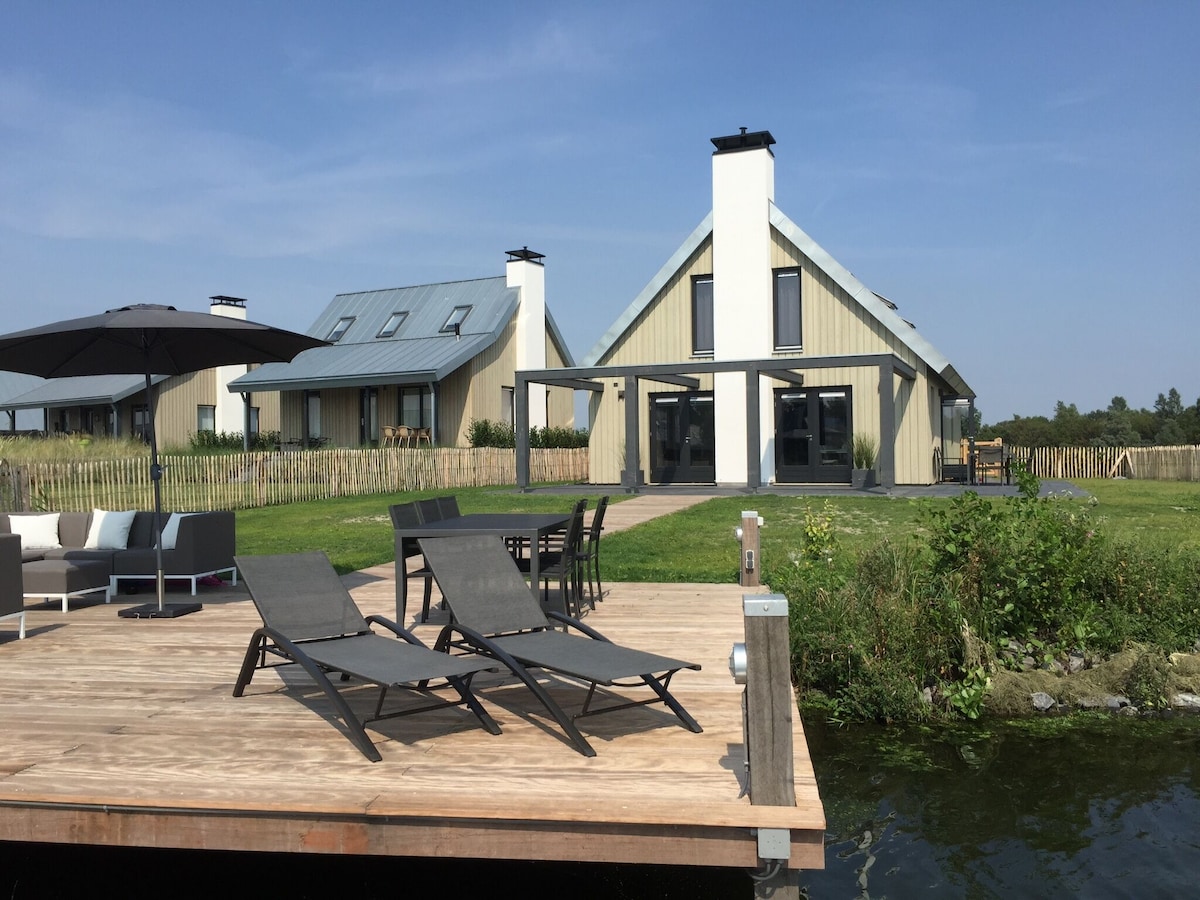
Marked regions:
[235,486,619,574]
[234,479,1200,578]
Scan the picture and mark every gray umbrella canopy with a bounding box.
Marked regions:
[0,304,327,617]
[0,303,324,377]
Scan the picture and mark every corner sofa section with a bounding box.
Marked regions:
[2,510,237,597]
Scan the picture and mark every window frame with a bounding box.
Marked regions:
[440,306,473,334]
[376,311,408,339]
[691,275,714,357]
[773,267,803,351]
[326,316,356,342]
[196,405,216,433]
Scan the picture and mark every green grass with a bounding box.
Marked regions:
[233,479,1200,579]
[235,486,620,574]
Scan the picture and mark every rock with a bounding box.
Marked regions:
[1107,695,1131,710]
[1068,651,1086,674]
[1173,693,1200,709]
[1117,705,1139,717]
[1031,692,1056,712]
[1078,697,1108,709]
[1022,656,1037,670]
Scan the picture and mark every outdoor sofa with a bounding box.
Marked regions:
[1,510,237,604]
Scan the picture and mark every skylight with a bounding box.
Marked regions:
[326,316,356,342]
[376,311,408,339]
[440,306,472,333]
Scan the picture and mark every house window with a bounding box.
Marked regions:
[326,316,355,342]
[773,268,802,350]
[248,407,260,436]
[399,386,431,429]
[376,312,408,339]
[197,405,216,433]
[132,404,151,442]
[692,276,714,356]
[501,386,515,427]
[306,392,321,440]
[440,306,472,334]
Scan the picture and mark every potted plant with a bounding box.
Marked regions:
[851,434,878,489]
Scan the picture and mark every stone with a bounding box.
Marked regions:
[1172,693,1200,709]
[1031,692,1056,712]
[1106,695,1131,710]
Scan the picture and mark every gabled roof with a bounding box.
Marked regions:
[582,205,972,398]
[0,371,46,407]
[2,374,166,410]
[230,276,575,394]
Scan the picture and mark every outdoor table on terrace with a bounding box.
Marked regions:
[393,512,572,622]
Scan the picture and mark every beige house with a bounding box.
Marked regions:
[0,298,280,448]
[516,130,974,489]
[231,249,575,447]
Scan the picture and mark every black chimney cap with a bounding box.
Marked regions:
[711,127,776,154]
[209,295,248,307]
[505,246,545,263]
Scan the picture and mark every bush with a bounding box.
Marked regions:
[187,430,280,453]
[779,468,1200,724]
[466,419,589,449]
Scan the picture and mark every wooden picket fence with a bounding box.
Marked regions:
[0,447,589,513]
[1011,444,1200,482]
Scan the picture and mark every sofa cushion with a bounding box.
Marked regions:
[160,512,197,550]
[9,513,62,551]
[84,509,137,550]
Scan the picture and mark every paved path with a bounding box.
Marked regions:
[586,492,713,535]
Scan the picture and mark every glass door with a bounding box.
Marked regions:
[774,388,852,483]
[649,392,716,483]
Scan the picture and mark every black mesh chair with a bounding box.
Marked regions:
[420,534,701,758]
[576,495,609,606]
[388,501,435,624]
[233,551,500,761]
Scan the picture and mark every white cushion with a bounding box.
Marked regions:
[84,509,137,550]
[9,513,61,550]
[160,512,196,550]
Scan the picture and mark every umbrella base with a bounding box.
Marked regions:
[118,602,204,619]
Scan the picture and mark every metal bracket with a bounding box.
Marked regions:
[742,593,787,617]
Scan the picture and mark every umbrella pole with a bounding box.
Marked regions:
[147,371,166,612]
[117,371,202,619]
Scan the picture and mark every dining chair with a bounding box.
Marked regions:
[395,425,413,447]
[381,425,397,447]
[415,427,432,447]
[576,495,609,607]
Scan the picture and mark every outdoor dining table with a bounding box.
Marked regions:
[393,511,572,622]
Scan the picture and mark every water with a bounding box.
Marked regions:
[799,715,1200,899]
[4,717,1198,898]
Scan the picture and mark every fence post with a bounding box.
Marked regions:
[730,589,799,898]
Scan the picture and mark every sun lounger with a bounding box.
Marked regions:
[419,534,702,757]
[233,551,500,761]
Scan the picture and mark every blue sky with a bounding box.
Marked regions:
[2,1,1197,424]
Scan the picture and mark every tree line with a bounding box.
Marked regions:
[981,388,1200,447]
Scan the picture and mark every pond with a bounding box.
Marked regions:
[798,714,1200,898]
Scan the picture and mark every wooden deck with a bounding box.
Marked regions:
[0,560,825,870]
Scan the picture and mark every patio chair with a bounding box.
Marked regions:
[576,495,609,606]
[419,534,702,758]
[514,498,587,616]
[388,502,436,624]
[233,551,501,762]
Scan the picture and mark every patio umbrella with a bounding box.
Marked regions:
[0,304,327,617]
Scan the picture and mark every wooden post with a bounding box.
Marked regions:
[740,592,799,898]
[739,510,760,587]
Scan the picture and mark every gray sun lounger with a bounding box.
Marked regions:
[419,534,701,757]
[234,551,501,761]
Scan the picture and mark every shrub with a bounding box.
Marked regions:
[187,430,280,453]
[467,419,590,449]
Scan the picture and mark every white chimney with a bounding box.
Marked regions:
[209,296,249,436]
[709,129,777,484]
[506,248,548,430]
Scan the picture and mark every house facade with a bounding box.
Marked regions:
[230,250,575,447]
[517,129,973,489]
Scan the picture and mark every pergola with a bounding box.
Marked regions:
[515,353,918,492]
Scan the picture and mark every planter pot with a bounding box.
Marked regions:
[851,468,876,490]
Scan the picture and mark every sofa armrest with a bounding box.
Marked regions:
[171,511,236,575]
[0,534,21,617]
